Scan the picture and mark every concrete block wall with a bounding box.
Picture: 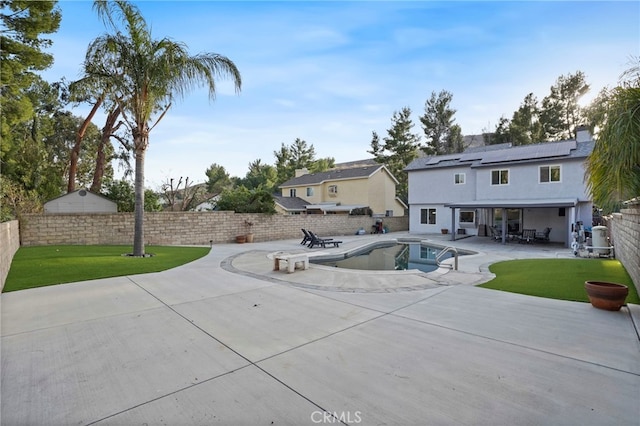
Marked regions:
[1,220,20,291]
[19,212,409,247]
[607,206,640,290]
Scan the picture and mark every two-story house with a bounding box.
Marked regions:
[278,163,407,216]
[405,128,595,246]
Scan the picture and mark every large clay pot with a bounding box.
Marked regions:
[245,233,254,243]
[584,281,628,311]
[235,235,246,244]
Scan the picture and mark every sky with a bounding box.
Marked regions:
[42,1,640,189]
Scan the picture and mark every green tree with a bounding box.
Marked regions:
[583,87,612,137]
[510,93,544,145]
[273,138,332,185]
[104,179,160,212]
[0,0,61,157]
[205,163,232,194]
[6,77,68,202]
[369,107,420,201]
[89,0,241,255]
[216,186,275,213]
[586,58,640,213]
[420,90,463,155]
[241,159,278,191]
[540,71,590,141]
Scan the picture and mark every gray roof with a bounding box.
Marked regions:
[405,139,595,172]
[279,164,387,187]
[273,195,310,211]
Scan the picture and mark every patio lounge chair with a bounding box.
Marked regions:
[307,231,342,248]
[300,228,312,245]
[535,227,551,242]
[488,226,502,242]
[518,229,536,244]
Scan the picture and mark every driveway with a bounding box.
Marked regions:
[2,233,639,425]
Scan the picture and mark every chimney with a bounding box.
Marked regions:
[295,168,309,178]
[575,125,591,142]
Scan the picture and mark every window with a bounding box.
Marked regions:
[459,211,475,224]
[306,187,314,196]
[385,210,393,217]
[289,188,296,197]
[491,169,509,185]
[420,208,436,225]
[454,173,465,185]
[539,165,561,183]
[328,185,338,195]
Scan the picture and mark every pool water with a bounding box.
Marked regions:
[311,243,458,273]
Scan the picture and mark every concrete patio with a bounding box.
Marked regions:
[1,233,639,425]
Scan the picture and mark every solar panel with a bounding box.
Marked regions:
[480,140,576,164]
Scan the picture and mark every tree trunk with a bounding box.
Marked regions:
[133,145,146,257]
[90,106,120,193]
[68,97,103,193]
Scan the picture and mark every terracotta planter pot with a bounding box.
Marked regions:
[584,281,628,311]
[235,235,246,244]
[245,233,254,243]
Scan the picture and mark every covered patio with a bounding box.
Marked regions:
[444,198,590,246]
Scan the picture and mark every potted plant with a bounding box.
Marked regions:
[584,281,629,311]
[235,234,246,244]
[244,220,254,243]
[441,228,449,235]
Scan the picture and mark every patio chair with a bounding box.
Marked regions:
[535,227,551,242]
[488,226,502,241]
[518,229,536,244]
[307,231,342,248]
[300,228,312,245]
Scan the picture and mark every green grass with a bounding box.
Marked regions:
[480,258,639,304]
[3,245,210,292]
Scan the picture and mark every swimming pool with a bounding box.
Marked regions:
[310,241,468,273]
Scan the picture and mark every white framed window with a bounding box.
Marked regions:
[328,185,338,195]
[306,187,314,196]
[491,169,509,185]
[420,208,436,225]
[454,173,465,185]
[459,211,475,224]
[539,165,561,183]
[289,188,296,197]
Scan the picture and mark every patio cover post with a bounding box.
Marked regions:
[450,208,456,241]
[501,208,507,244]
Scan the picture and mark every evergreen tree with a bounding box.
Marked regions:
[420,90,463,154]
[0,0,61,156]
[368,107,420,201]
[510,93,544,145]
[540,71,590,140]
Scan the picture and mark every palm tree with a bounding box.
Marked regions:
[89,1,241,255]
[586,57,640,213]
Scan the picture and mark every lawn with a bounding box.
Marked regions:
[3,245,210,292]
[480,258,639,304]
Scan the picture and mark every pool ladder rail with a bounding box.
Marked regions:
[435,246,458,270]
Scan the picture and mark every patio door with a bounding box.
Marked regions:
[493,208,522,234]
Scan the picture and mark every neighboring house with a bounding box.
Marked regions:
[278,164,406,216]
[405,127,595,246]
[44,189,117,213]
[194,194,221,212]
[273,194,310,215]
